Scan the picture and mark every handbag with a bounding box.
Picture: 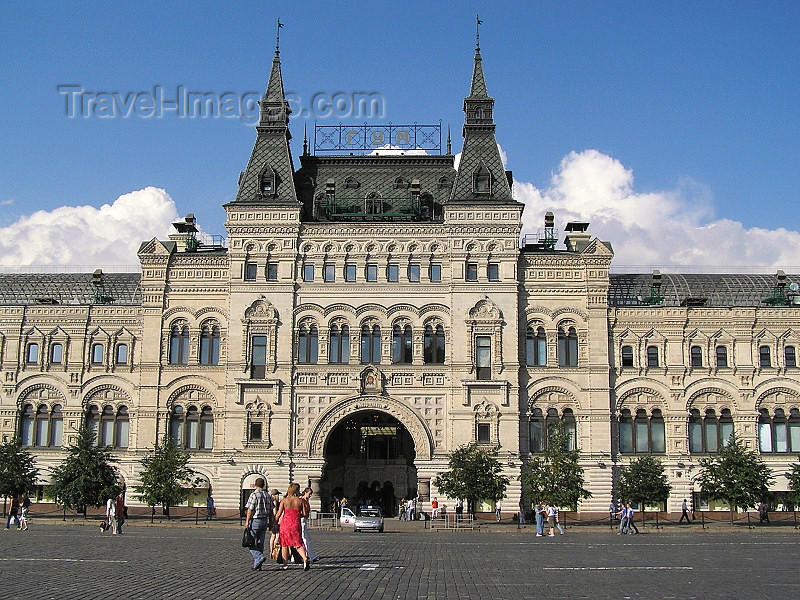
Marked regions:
[242,527,256,548]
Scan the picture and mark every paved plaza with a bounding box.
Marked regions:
[0,522,797,599]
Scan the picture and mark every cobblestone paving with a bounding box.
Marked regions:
[0,523,798,599]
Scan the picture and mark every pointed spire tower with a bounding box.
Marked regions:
[449,18,514,204]
[233,19,298,205]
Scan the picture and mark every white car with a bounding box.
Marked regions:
[340,506,357,528]
[354,506,384,533]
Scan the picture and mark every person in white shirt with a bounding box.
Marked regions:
[106,495,117,534]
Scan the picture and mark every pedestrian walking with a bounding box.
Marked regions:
[268,489,282,555]
[553,505,565,535]
[758,502,769,524]
[18,493,31,531]
[5,495,19,530]
[626,504,639,534]
[115,492,126,534]
[534,500,545,536]
[617,503,629,535]
[455,498,463,522]
[206,493,215,520]
[518,500,526,525]
[495,499,502,522]
[243,477,273,571]
[609,500,616,525]
[275,483,311,571]
[679,498,692,523]
[300,487,319,562]
[106,494,118,534]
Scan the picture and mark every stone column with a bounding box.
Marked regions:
[310,476,322,512]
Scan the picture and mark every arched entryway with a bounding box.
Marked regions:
[320,411,416,516]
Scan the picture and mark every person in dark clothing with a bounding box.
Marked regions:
[679,498,692,523]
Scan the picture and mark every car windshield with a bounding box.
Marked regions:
[359,508,381,517]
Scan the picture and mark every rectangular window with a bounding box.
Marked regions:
[245,262,258,281]
[266,263,278,281]
[303,264,315,282]
[647,346,659,367]
[187,419,199,449]
[651,421,666,453]
[477,423,491,443]
[635,421,649,453]
[466,263,478,281]
[251,335,267,379]
[51,417,64,447]
[36,420,49,447]
[324,264,336,282]
[705,423,719,453]
[690,346,702,367]
[758,422,773,452]
[430,264,441,282]
[476,335,491,380]
[101,419,114,446]
[50,343,63,364]
[408,264,420,282]
[689,421,703,453]
[488,263,499,281]
[760,346,771,367]
[345,264,357,282]
[250,422,263,441]
[366,264,378,282]
[775,422,788,453]
[789,421,800,452]
[201,420,214,450]
[387,264,399,282]
[529,420,543,453]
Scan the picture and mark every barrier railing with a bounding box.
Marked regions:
[429,513,475,530]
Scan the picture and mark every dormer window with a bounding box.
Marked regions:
[475,107,483,119]
[473,162,491,194]
[260,167,276,196]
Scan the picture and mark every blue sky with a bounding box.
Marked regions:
[1,1,798,269]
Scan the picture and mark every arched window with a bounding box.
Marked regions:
[621,345,634,367]
[558,326,578,367]
[116,406,129,449]
[785,346,797,368]
[199,325,220,365]
[86,404,100,444]
[759,408,800,453]
[115,343,128,365]
[84,404,127,448]
[169,324,190,365]
[716,345,728,368]
[392,324,413,364]
[329,324,350,364]
[526,327,547,366]
[529,407,576,452]
[298,324,319,364]
[647,346,659,367]
[200,406,214,450]
[759,345,772,367]
[91,343,104,365]
[50,343,63,365]
[689,408,734,453]
[20,404,35,446]
[20,403,62,447]
[690,346,703,367]
[170,405,184,446]
[620,408,666,454]
[361,324,381,364]
[26,343,39,364]
[424,324,445,364]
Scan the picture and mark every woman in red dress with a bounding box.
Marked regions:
[275,482,310,571]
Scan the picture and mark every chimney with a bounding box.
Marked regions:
[564,221,591,253]
[169,214,199,252]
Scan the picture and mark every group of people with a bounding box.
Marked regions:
[244,479,319,573]
[531,501,565,537]
[5,493,32,531]
[104,491,127,535]
[616,503,640,535]
[398,497,418,521]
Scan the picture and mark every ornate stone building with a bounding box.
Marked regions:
[2,41,799,515]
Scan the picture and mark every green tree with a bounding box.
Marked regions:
[617,456,671,522]
[433,443,509,515]
[519,422,591,509]
[0,438,39,514]
[784,458,800,509]
[133,437,199,518]
[51,426,119,516]
[695,432,774,523]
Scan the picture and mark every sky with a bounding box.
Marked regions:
[1,0,798,271]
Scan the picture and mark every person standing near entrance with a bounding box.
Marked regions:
[534,500,545,536]
[679,498,692,523]
[300,487,319,562]
[758,501,769,524]
[431,497,439,519]
[206,493,215,521]
[244,477,273,571]
[495,499,502,522]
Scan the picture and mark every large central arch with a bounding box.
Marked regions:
[308,395,433,516]
[307,395,433,460]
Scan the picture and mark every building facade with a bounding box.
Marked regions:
[2,42,799,516]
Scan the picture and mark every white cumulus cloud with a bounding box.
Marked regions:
[0,187,178,268]
[514,149,800,269]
